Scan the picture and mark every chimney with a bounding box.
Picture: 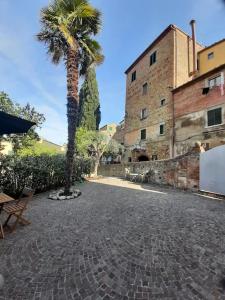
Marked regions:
[190,20,197,74]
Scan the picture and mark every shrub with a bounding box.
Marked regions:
[0,154,92,197]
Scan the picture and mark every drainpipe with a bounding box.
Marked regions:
[172,91,175,158]
[190,20,197,75]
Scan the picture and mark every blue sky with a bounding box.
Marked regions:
[0,0,225,145]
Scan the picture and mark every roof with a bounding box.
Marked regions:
[40,138,64,148]
[125,24,204,74]
[198,38,225,54]
[172,63,225,93]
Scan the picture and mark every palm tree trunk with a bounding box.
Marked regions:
[64,47,79,195]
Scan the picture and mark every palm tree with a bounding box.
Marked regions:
[37,0,104,195]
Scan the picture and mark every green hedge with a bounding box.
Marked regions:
[0,154,92,197]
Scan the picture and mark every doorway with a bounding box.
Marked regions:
[138,155,149,162]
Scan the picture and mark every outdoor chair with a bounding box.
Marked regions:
[125,168,140,182]
[125,168,130,180]
[3,187,35,232]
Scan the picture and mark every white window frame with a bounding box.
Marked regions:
[205,105,224,128]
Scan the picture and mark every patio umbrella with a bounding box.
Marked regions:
[0,111,36,135]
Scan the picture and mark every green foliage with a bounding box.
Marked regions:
[0,91,45,154]
[76,127,124,175]
[18,140,64,156]
[78,67,101,130]
[76,127,94,157]
[104,139,125,159]
[37,0,104,75]
[76,127,108,158]
[0,154,92,197]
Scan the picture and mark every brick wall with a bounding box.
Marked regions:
[98,151,200,191]
[174,70,225,118]
[174,68,225,155]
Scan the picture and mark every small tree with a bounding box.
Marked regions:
[76,127,124,176]
[103,139,124,162]
[78,66,101,130]
[0,92,45,154]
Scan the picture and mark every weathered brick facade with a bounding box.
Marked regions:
[124,25,203,162]
[173,65,225,155]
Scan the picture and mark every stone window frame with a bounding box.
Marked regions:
[159,122,165,135]
[140,128,147,140]
[152,154,158,161]
[160,98,166,107]
[142,82,148,95]
[205,105,224,128]
[140,108,148,120]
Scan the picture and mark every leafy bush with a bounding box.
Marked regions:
[0,154,92,197]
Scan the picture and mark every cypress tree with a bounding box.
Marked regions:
[78,67,101,130]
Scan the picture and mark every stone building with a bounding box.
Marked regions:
[112,120,125,145]
[124,23,203,162]
[99,123,117,138]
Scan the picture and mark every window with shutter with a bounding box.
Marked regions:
[207,108,222,126]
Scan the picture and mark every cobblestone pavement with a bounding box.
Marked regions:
[1,177,225,300]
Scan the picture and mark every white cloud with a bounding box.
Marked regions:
[0,31,64,109]
[0,4,68,144]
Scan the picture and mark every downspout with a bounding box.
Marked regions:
[171,29,177,158]
[172,91,175,158]
[190,20,197,75]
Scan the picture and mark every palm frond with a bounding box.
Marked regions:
[37,0,103,69]
[79,38,104,75]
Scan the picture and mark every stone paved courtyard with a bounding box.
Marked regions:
[1,177,225,300]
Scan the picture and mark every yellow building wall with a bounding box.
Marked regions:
[0,141,13,155]
[198,40,225,75]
